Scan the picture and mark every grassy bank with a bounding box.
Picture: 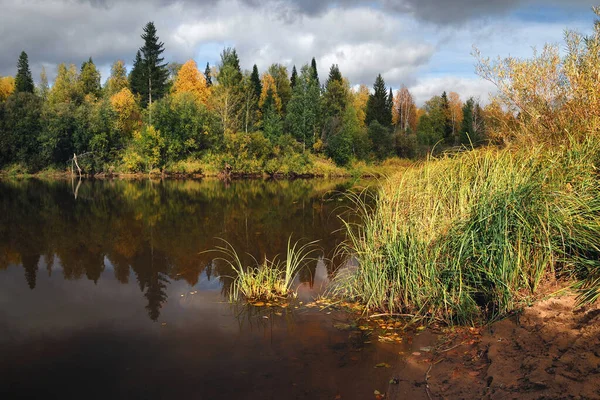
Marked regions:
[330,140,600,324]
[0,155,408,180]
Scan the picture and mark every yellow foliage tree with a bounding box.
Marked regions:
[259,73,282,112]
[0,76,15,101]
[353,84,370,128]
[110,87,139,137]
[172,60,210,105]
[105,60,129,97]
[448,92,463,136]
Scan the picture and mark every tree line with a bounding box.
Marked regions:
[0,22,493,174]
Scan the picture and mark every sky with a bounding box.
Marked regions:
[0,0,597,105]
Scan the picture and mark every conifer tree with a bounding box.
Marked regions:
[15,51,34,94]
[204,62,212,87]
[441,91,453,145]
[366,74,391,127]
[129,51,145,100]
[387,87,394,120]
[251,64,262,99]
[131,22,169,108]
[310,57,319,86]
[80,57,102,97]
[290,65,298,89]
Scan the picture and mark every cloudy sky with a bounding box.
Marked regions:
[0,0,596,104]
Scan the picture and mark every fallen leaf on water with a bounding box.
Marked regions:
[468,371,480,377]
[419,347,432,352]
[389,378,399,385]
[374,390,381,395]
[275,312,283,317]
[374,363,391,368]
[416,326,426,331]
[280,303,289,308]
[412,352,421,356]
[253,302,265,307]
[333,323,352,331]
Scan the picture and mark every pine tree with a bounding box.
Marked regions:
[290,65,298,89]
[366,74,391,127]
[251,64,262,99]
[15,51,34,94]
[136,21,169,108]
[204,62,212,87]
[80,57,102,98]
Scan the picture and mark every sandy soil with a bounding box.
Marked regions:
[387,293,600,399]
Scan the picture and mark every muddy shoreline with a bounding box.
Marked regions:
[383,292,600,399]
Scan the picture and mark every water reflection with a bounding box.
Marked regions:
[0,178,354,321]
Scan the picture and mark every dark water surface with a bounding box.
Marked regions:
[0,179,404,400]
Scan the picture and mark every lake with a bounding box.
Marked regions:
[0,178,416,399]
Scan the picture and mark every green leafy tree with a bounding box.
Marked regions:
[15,51,34,94]
[152,93,219,163]
[0,92,42,167]
[268,64,292,113]
[38,67,49,101]
[368,120,394,159]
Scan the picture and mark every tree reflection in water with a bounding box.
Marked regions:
[0,178,360,321]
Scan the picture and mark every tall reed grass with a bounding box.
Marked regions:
[331,139,600,324]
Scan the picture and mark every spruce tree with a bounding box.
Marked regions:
[290,65,298,89]
[129,51,144,100]
[310,57,319,86]
[204,62,212,87]
[387,88,394,120]
[80,57,102,97]
[15,51,34,94]
[366,74,391,127]
[251,64,262,99]
[138,21,169,107]
[441,91,453,145]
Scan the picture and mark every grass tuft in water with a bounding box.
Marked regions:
[215,237,320,303]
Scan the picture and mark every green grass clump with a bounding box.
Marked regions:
[331,139,600,324]
[216,237,319,302]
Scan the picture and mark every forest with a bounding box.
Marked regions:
[0,22,490,176]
